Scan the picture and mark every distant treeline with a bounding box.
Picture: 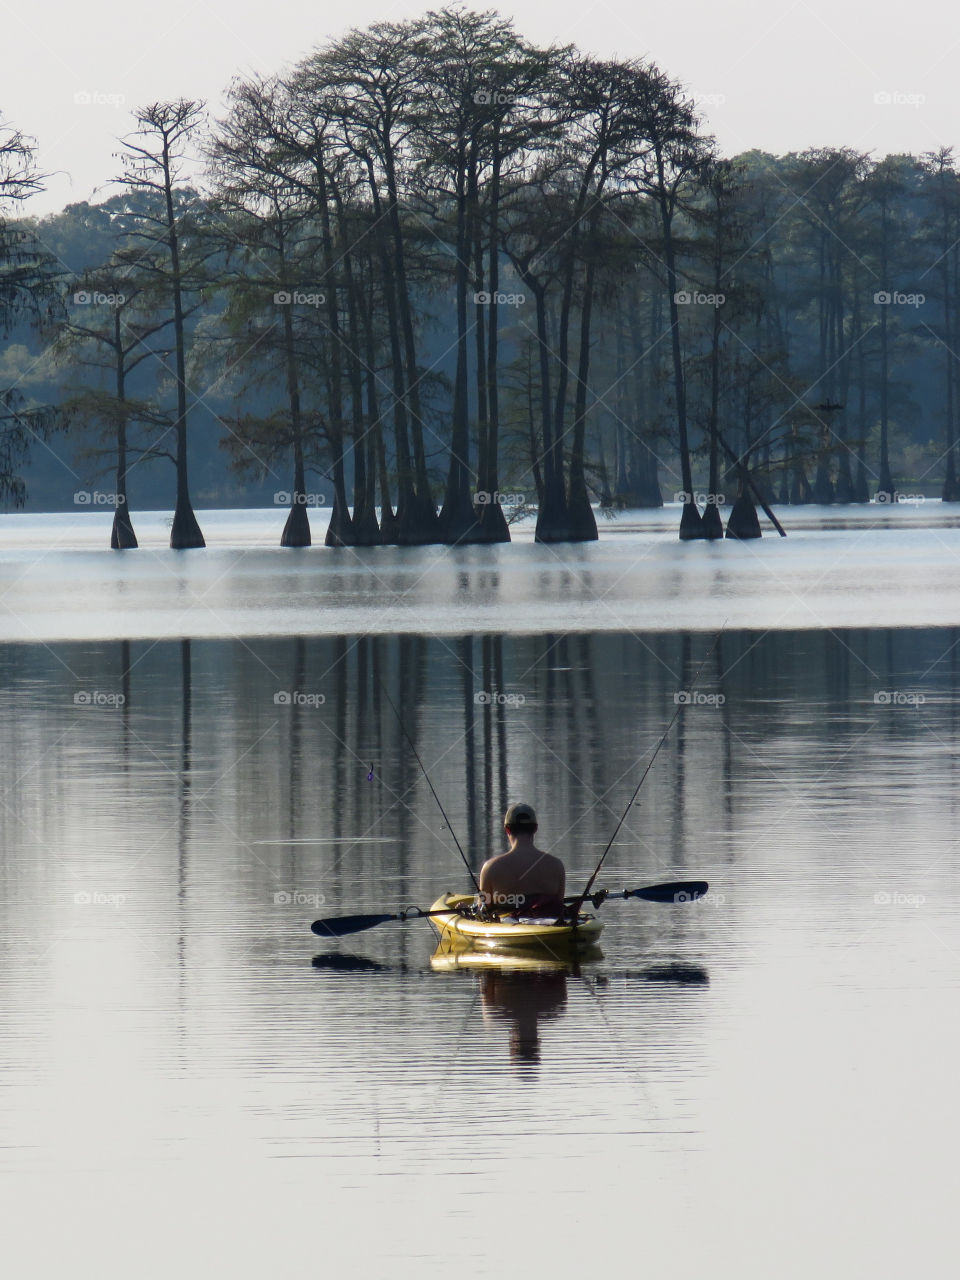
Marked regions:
[2,6,959,546]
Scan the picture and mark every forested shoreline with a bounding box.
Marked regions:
[2,6,959,548]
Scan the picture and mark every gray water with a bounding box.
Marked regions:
[2,511,959,1278]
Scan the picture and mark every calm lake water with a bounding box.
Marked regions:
[2,508,959,1277]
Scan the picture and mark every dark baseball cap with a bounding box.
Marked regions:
[504,802,537,828]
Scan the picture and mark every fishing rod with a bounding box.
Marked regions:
[310,660,717,942]
[566,629,726,923]
[378,679,481,895]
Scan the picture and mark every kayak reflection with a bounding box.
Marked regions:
[310,945,708,1073]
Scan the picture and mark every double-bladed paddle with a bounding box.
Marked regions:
[595,880,709,905]
[310,878,709,937]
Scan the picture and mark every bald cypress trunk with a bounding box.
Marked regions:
[725,476,762,539]
[475,136,510,543]
[567,243,599,541]
[876,199,895,501]
[359,274,398,544]
[335,184,380,546]
[164,148,204,550]
[438,135,479,544]
[383,145,438,542]
[947,200,960,500]
[540,159,600,544]
[315,167,355,549]
[943,236,958,498]
[110,309,138,550]
[663,226,703,540]
[279,237,311,548]
[531,281,568,540]
[703,228,724,540]
[833,287,855,503]
[363,158,415,541]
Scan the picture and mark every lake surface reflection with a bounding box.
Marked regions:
[2,628,959,1277]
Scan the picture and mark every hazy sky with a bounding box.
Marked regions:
[6,0,956,216]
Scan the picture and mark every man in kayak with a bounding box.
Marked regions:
[478,803,566,918]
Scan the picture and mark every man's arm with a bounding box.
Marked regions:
[478,860,496,915]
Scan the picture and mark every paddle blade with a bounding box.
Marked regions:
[311,912,398,937]
[626,880,709,904]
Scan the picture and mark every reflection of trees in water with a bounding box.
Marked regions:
[950,628,960,837]
[370,635,386,837]
[716,633,734,829]
[478,634,509,862]
[98,628,957,922]
[179,638,191,908]
[332,636,347,849]
[577,635,604,826]
[396,636,422,875]
[354,631,734,882]
[354,635,370,850]
[287,636,305,845]
[671,633,690,870]
[119,639,132,775]
[253,633,867,863]
[460,635,478,864]
[177,637,192,1058]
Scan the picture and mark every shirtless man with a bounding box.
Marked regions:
[478,803,566,918]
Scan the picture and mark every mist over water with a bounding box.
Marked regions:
[4,504,960,641]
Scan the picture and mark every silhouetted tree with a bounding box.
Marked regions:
[56,265,177,547]
[116,100,208,548]
[626,68,713,539]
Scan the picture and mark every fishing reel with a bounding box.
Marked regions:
[468,893,496,921]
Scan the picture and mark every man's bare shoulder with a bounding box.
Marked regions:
[480,845,566,889]
[517,847,564,874]
[480,849,511,873]
[479,850,511,887]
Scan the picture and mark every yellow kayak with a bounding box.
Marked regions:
[428,893,604,954]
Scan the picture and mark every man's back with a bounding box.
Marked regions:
[480,803,565,916]
[479,843,565,916]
